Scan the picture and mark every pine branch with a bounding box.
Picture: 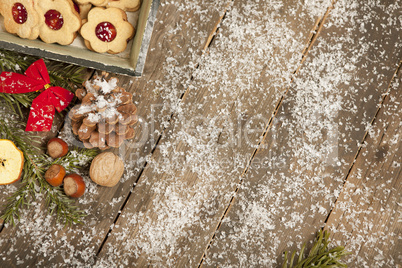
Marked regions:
[0,49,37,72]
[282,230,350,268]
[0,50,92,225]
[45,61,87,93]
[51,148,99,173]
[0,118,43,224]
[39,178,87,225]
[0,49,39,117]
[0,49,86,117]
[0,49,87,86]
[1,156,44,226]
[1,181,33,226]
[0,115,97,226]
[0,92,38,118]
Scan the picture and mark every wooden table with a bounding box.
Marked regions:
[0,0,400,267]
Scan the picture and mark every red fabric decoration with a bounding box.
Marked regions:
[0,59,74,131]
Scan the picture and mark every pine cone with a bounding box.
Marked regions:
[69,74,138,150]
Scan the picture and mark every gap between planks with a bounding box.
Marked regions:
[323,59,402,225]
[197,4,335,267]
[95,1,233,257]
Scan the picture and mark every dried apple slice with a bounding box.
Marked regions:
[0,139,24,185]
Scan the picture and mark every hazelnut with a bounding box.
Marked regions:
[47,138,69,158]
[45,164,66,187]
[64,174,86,198]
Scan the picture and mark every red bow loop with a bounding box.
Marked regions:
[47,86,73,112]
[0,59,74,132]
[24,58,51,87]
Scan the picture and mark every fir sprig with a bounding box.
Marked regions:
[0,49,87,117]
[0,91,37,118]
[282,230,350,268]
[0,116,97,226]
[39,179,87,225]
[51,148,99,173]
[0,50,40,118]
[46,61,87,93]
[0,49,35,72]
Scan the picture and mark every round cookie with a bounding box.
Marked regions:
[80,7,135,54]
[37,0,81,45]
[107,0,141,12]
[0,0,43,39]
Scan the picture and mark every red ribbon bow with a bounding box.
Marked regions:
[0,59,74,131]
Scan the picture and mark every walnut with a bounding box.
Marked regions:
[89,152,124,187]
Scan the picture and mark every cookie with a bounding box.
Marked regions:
[80,7,135,54]
[37,0,81,45]
[107,0,141,12]
[72,1,92,22]
[0,0,43,39]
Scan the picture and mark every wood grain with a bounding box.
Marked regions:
[96,0,329,266]
[0,0,229,266]
[324,65,401,266]
[203,0,402,267]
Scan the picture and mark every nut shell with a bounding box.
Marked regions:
[89,152,124,187]
[45,164,66,187]
[47,138,69,158]
[64,174,86,198]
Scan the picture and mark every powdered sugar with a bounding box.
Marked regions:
[77,77,122,122]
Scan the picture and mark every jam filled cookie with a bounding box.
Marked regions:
[107,0,141,12]
[37,0,81,45]
[80,7,135,54]
[0,0,43,39]
[72,1,92,22]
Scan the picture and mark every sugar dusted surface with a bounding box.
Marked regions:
[0,0,401,267]
[203,0,401,267]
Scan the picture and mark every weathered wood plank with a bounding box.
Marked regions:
[324,65,401,266]
[203,0,402,267]
[96,0,330,266]
[0,0,229,266]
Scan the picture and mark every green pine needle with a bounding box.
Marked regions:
[282,230,350,268]
[0,115,97,226]
[0,49,35,72]
[46,61,87,92]
[51,148,99,173]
